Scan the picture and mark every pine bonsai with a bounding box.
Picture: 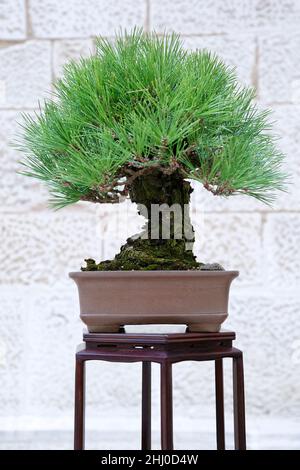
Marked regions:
[17,30,286,271]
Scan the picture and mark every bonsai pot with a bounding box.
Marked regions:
[69,270,238,333]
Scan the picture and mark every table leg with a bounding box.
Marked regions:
[233,353,246,450]
[160,361,173,450]
[215,359,225,450]
[74,357,86,450]
[141,361,151,450]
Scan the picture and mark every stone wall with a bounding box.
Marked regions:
[0,0,299,448]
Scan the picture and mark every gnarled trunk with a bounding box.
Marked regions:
[83,169,201,271]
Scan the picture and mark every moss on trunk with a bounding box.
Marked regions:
[82,169,203,271]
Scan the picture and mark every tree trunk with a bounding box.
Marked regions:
[83,169,201,271]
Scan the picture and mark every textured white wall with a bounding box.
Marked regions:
[0,0,300,449]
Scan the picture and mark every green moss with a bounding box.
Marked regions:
[82,238,202,271]
[81,170,201,271]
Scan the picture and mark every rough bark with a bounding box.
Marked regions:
[82,169,222,271]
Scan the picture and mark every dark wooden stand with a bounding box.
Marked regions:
[74,330,246,450]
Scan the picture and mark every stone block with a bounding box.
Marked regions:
[150,0,300,35]
[263,213,300,288]
[0,110,48,210]
[0,0,26,39]
[0,209,99,286]
[259,33,300,104]
[0,41,51,109]
[53,39,94,79]
[227,289,300,416]
[29,0,146,38]
[0,288,27,416]
[183,35,255,86]
[270,105,300,210]
[192,212,262,286]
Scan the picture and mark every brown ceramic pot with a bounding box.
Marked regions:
[69,270,238,333]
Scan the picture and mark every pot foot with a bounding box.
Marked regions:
[87,325,122,333]
[187,323,221,333]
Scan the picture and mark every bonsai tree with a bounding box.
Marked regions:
[17,30,286,271]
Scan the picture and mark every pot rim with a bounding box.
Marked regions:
[69,270,239,278]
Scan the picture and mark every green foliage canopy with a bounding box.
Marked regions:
[17,29,286,208]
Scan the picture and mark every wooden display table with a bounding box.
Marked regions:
[74,329,246,450]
